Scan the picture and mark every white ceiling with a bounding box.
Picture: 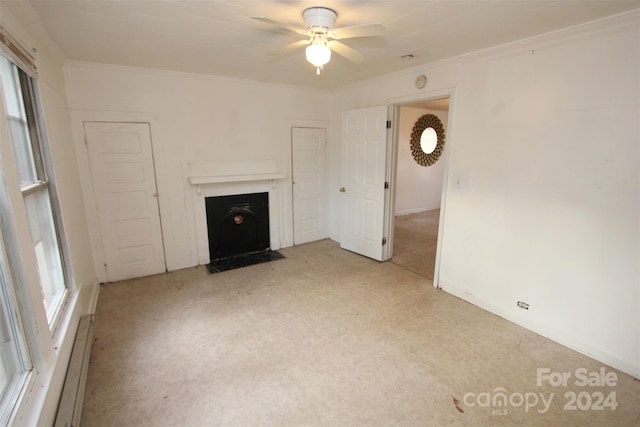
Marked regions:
[24,0,640,90]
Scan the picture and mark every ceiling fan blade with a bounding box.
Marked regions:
[251,16,307,35]
[266,39,310,56]
[330,23,387,40]
[328,40,365,64]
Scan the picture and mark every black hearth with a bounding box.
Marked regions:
[205,192,283,273]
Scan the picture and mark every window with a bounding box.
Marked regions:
[0,231,31,425]
[0,25,73,424]
[0,55,68,326]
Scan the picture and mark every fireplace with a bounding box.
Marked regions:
[206,192,270,260]
[184,160,286,271]
[204,191,284,273]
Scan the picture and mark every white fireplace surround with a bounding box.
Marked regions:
[185,160,285,265]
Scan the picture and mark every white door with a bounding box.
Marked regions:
[84,122,165,282]
[340,106,389,261]
[292,127,327,245]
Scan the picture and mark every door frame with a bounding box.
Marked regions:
[385,88,457,288]
[69,111,169,283]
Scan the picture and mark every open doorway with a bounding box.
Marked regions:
[389,98,450,280]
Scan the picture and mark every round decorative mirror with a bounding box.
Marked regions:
[410,114,445,166]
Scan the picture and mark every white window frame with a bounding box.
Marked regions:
[0,24,76,425]
[0,55,70,330]
[0,227,33,426]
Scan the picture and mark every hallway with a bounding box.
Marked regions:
[391,209,440,279]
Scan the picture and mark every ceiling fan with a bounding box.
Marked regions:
[251,7,387,75]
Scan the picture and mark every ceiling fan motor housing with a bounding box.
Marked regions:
[303,7,337,33]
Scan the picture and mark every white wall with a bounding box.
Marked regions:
[395,106,448,215]
[332,11,640,377]
[64,63,332,276]
[0,2,97,425]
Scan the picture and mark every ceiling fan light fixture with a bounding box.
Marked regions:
[305,34,331,74]
[253,6,385,76]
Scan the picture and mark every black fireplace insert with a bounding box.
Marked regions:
[205,192,283,273]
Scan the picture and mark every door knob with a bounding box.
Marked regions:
[339,187,345,193]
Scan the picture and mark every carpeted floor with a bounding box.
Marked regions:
[391,209,440,279]
[81,239,640,426]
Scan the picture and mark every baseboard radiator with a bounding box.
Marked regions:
[54,314,94,427]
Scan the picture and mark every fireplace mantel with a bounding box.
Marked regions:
[188,173,285,185]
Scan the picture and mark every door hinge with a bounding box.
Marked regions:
[386,120,392,129]
[382,237,387,245]
[384,181,389,189]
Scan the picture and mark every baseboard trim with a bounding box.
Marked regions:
[54,314,94,427]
